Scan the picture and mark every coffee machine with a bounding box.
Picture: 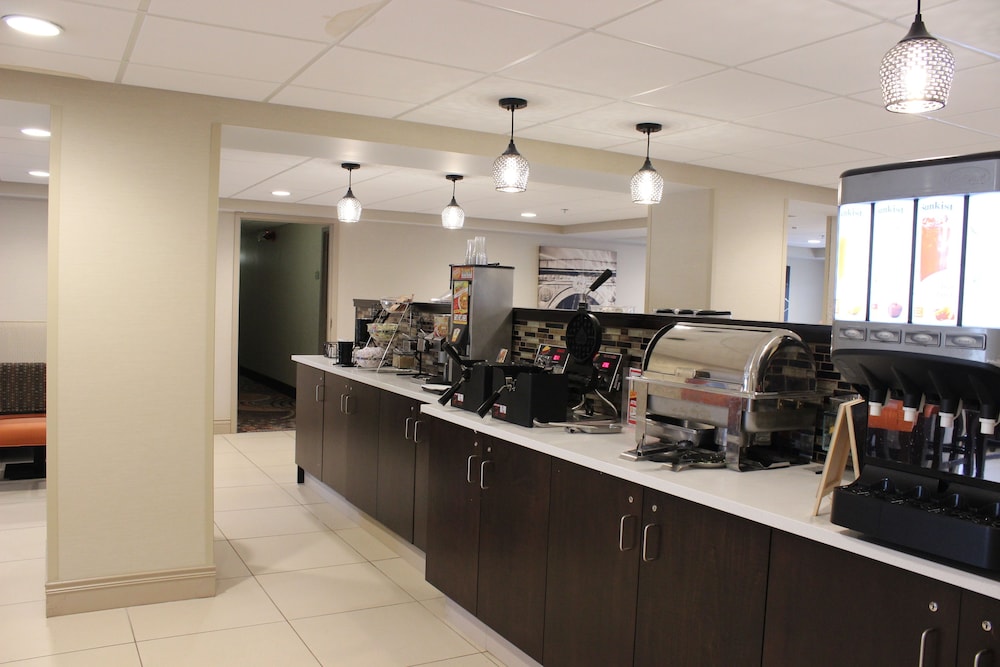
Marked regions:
[829,151,1000,571]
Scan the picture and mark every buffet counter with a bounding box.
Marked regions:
[292,354,1000,602]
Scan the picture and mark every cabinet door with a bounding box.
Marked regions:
[763,531,960,667]
[377,392,418,541]
[477,437,551,663]
[425,418,482,614]
[544,459,642,667]
[294,365,324,480]
[412,409,429,551]
[321,379,348,494]
[343,381,380,516]
[958,591,1000,666]
[635,492,770,667]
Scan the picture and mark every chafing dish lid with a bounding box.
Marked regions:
[641,322,817,395]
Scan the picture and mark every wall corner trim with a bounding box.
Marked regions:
[45,565,216,617]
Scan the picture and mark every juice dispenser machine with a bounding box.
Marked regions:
[829,151,1000,570]
[445,264,514,384]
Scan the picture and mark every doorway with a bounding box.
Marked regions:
[236,220,328,432]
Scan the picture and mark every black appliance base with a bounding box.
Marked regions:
[831,464,1000,571]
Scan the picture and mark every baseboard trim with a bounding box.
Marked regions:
[45,564,216,617]
[213,419,233,434]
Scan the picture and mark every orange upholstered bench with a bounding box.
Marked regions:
[0,363,46,478]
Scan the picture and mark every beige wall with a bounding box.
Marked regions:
[0,66,834,615]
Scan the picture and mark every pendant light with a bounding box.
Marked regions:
[879,0,955,114]
[336,163,362,223]
[441,174,465,230]
[492,98,529,193]
[630,123,664,205]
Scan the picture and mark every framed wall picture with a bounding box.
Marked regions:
[538,246,617,309]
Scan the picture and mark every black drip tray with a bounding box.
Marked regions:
[831,466,1000,571]
[830,466,1000,571]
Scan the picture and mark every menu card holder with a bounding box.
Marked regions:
[812,398,864,516]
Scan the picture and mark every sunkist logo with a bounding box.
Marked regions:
[875,203,907,215]
[921,200,953,211]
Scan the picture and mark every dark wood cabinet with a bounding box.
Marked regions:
[376,392,422,542]
[634,491,770,667]
[958,591,1000,667]
[763,531,960,667]
[322,378,380,515]
[424,417,551,663]
[544,459,643,667]
[425,417,482,613]
[476,436,551,662]
[544,461,769,667]
[294,364,325,481]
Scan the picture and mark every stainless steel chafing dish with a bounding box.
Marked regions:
[625,322,822,471]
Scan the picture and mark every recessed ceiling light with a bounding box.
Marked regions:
[520,212,537,218]
[271,190,291,197]
[28,170,49,178]
[21,128,51,138]
[3,15,63,37]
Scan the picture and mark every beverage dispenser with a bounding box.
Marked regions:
[445,264,514,382]
[829,151,1000,570]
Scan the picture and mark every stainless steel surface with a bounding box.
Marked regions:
[629,322,822,471]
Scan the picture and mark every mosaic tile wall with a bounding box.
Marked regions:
[514,316,861,462]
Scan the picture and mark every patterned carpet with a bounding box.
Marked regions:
[237,374,296,432]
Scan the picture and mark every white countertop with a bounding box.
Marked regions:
[293,354,1000,600]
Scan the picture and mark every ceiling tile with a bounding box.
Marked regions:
[940,108,1000,137]
[692,153,795,176]
[832,116,997,153]
[0,0,136,60]
[290,47,483,104]
[740,97,918,138]
[339,0,580,72]
[545,100,717,141]
[656,123,805,155]
[471,0,654,29]
[740,140,885,169]
[931,61,1000,117]
[122,64,279,101]
[501,32,724,99]
[129,16,327,81]
[600,0,880,66]
[397,76,615,131]
[270,86,419,118]
[922,0,1000,55]
[0,44,120,81]
[145,0,370,42]
[634,69,834,121]
[743,23,909,96]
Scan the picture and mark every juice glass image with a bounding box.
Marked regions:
[919,216,948,280]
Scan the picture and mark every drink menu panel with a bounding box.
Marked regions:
[834,203,872,321]
[869,199,914,323]
[912,195,964,326]
[962,192,1000,328]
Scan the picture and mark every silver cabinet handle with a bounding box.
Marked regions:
[466,455,480,484]
[413,420,422,444]
[342,394,352,415]
[404,417,413,441]
[918,628,935,667]
[315,384,323,403]
[618,514,637,552]
[974,649,992,667]
[641,523,659,562]
[480,460,492,490]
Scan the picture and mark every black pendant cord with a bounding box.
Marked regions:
[509,107,515,143]
[645,128,651,160]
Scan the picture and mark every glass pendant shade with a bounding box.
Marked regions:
[442,174,465,229]
[880,10,955,113]
[492,141,530,193]
[493,98,529,192]
[337,188,362,223]
[630,158,664,205]
[632,122,664,205]
[337,163,362,223]
[442,197,465,229]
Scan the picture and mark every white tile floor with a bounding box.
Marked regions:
[0,431,520,667]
